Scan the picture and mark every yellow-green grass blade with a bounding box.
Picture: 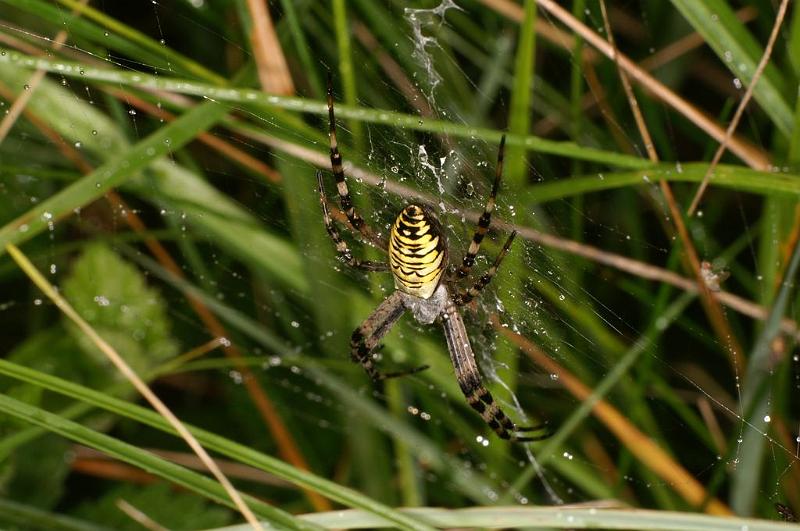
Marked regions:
[0,392,321,531]
[0,48,650,169]
[670,0,792,137]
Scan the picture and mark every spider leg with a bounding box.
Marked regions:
[351,291,429,381]
[326,74,380,240]
[455,230,517,306]
[456,135,506,279]
[317,171,388,272]
[442,296,547,442]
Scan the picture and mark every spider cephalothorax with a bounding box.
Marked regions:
[316,76,549,443]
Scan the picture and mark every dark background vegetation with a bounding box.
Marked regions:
[0,0,798,529]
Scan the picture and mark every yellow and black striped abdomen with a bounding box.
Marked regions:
[388,205,447,299]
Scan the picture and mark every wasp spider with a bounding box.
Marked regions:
[317,82,549,443]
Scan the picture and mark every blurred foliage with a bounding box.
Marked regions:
[0,0,798,529]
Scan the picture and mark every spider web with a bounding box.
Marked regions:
[0,0,798,525]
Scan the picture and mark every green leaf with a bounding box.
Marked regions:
[73,483,233,531]
[0,436,70,510]
[61,243,178,375]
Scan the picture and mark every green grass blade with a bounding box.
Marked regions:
[0,359,438,531]
[0,48,650,168]
[0,498,114,531]
[670,0,792,137]
[217,507,800,530]
[0,91,230,255]
[730,221,800,514]
[0,393,319,530]
[522,163,800,203]
[50,0,228,84]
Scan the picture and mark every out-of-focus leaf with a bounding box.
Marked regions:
[0,436,70,510]
[73,483,233,531]
[61,243,178,376]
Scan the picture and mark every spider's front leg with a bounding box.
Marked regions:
[456,135,506,280]
[350,291,430,381]
[455,230,517,306]
[317,170,388,272]
[441,297,549,442]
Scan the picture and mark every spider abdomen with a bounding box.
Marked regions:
[388,205,447,299]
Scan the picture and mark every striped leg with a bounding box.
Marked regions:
[327,74,368,235]
[351,291,429,381]
[317,171,388,272]
[442,297,549,442]
[455,230,517,306]
[456,135,506,279]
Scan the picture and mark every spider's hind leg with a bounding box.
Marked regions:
[465,385,550,442]
[350,291,429,381]
[442,297,548,443]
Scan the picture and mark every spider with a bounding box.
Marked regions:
[316,80,550,443]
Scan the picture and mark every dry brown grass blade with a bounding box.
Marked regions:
[74,446,294,488]
[504,222,800,340]
[696,397,727,454]
[106,87,282,183]
[534,6,757,138]
[103,194,333,512]
[352,21,435,118]
[480,0,598,63]
[596,0,745,376]
[72,455,160,485]
[0,24,283,186]
[641,7,758,72]
[6,243,264,531]
[774,203,800,295]
[115,500,168,531]
[597,0,656,161]
[240,131,800,340]
[480,0,770,170]
[0,0,88,143]
[496,324,732,515]
[686,0,790,216]
[246,0,294,95]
